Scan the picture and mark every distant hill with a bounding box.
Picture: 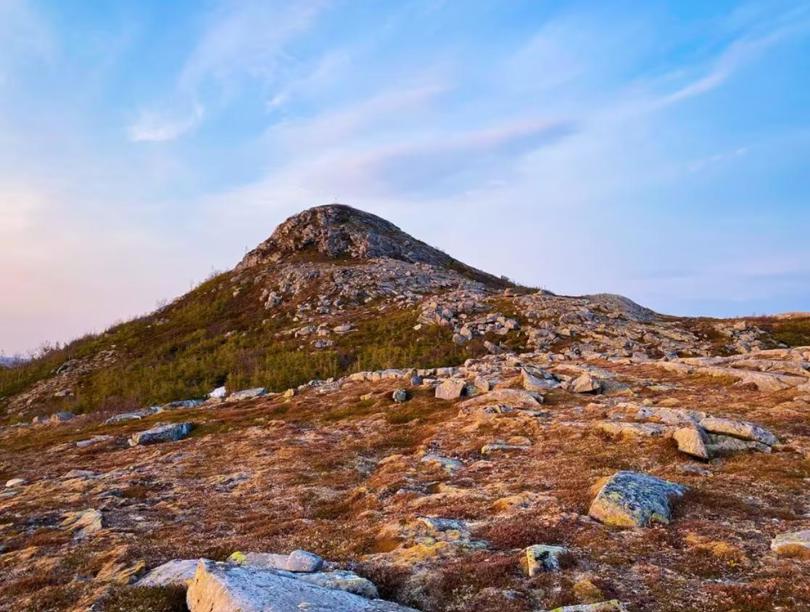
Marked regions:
[0,204,803,423]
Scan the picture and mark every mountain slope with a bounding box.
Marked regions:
[2,204,810,611]
[0,204,796,423]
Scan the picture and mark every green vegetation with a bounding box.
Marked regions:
[0,273,475,419]
[752,316,810,347]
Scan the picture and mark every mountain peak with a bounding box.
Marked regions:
[238,203,461,270]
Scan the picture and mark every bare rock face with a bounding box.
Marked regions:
[238,204,474,272]
[186,560,415,612]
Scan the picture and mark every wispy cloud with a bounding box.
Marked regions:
[127,0,331,143]
[127,101,205,143]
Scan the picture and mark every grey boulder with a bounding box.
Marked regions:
[186,560,415,611]
[588,471,686,528]
[129,422,193,446]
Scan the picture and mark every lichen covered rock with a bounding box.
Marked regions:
[588,471,686,527]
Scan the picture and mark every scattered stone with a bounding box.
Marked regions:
[106,408,159,425]
[523,544,567,575]
[568,373,602,394]
[391,389,409,403]
[421,453,463,473]
[673,426,710,459]
[699,416,778,446]
[473,376,491,392]
[186,560,414,611]
[163,399,204,410]
[588,471,686,527]
[481,442,530,455]
[598,422,670,438]
[770,530,810,558]
[435,378,467,400]
[333,324,354,334]
[209,386,227,399]
[61,508,103,539]
[49,411,75,424]
[459,388,543,410]
[128,422,193,447]
[417,516,469,535]
[547,602,628,612]
[5,478,26,488]
[521,368,559,392]
[76,435,115,449]
[286,550,324,573]
[226,387,267,402]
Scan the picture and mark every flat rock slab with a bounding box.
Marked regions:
[770,530,810,558]
[458,388,543,409]
[129,422,193,446]
[588,471,686,528]
[186,560,415,611]
[137,559,203,587]
[226,387,267,402]
[699,416,778,446]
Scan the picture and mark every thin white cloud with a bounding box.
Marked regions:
[127,0,330,143]
[128,102,204,143]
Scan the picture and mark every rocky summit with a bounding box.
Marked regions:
[1,204,810,611]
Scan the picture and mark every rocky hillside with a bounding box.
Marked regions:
[1,204,809,611]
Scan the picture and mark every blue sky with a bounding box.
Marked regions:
[1,0,809,354]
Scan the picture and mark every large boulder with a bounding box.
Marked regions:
[588,471,686,528]
[129,422,193,446]
[186,560,415,611]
